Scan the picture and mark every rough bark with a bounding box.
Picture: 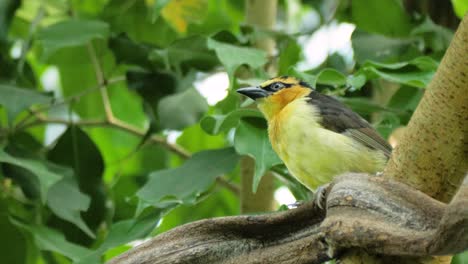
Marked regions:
[384,13,468,203]
[108,173,468,264]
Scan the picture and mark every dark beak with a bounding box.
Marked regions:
[236,87,270,100]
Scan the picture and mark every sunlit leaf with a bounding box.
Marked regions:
[234,121,282,192]
[160,0,208,34]
[451,0,468,18]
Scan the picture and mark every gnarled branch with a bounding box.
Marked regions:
[108,173,468,264]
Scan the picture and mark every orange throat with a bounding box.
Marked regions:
[257,86,311,121]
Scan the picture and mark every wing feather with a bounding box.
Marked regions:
[307,91,392,158]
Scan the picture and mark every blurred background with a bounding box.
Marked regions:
[0,0,466,263]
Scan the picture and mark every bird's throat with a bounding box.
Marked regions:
[257,87,311,121]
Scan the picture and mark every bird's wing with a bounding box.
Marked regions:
[307,91,392,158]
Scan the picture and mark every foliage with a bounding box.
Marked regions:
[0,0,465,263]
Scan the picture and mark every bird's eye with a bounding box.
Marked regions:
[271,82,285,91]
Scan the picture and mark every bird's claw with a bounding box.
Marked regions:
[313,183,331,210]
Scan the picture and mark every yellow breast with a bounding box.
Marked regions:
[261,97,387,190]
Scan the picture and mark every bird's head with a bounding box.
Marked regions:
[237,76,312,120]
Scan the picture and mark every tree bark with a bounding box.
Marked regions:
[107,173,468,264]
[384,13,468,203]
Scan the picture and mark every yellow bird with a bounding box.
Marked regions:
[237,76,391,191]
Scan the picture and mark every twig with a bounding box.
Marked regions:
[14,76,125,130]
[216,177,240,195]
[87,42,114,121]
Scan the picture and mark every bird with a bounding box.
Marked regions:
[237,76,392,193]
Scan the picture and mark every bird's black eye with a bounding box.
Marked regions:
[270,82,285,91]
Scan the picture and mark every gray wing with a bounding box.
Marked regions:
[307,91,392,158]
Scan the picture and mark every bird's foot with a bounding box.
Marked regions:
[313,183,331,210]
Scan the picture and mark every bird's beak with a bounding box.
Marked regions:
[236,86,270,100]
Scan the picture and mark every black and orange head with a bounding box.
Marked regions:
[237,76,311,100]
[237,76,313,120]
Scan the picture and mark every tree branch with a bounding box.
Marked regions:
[108,173,468,264]
[384,13,468,203]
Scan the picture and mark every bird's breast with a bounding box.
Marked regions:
[267,99,386,190]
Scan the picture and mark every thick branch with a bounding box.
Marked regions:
[384,13,468,202]
[108,173,468,264]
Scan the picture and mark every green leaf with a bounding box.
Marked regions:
[101,0,178,47]
[137,147,240,207]
[151,0,171,22]
[109,33,155,69]
[158,88,208,130]
[367,67,433,88]
[315,68,347,87]
[176,124,226,153]
[47,126,106,240]
[0,0,20,42]
[347,74,367,90]
[94,211,161,253]
[156,186,239,234]
[0,149,62,202]
[150,36,218,71]
[37,19,109,60]
[288,68,317,88]
[207,38,267,80]
[453,251,468,264]
[200,108,263,135]
[0,84,52,125]
[351,0,411,37]
[0,198,27,264]
[452,0,468,18]
[411,16,454,52]
[278,39,301,75]
[20,225,94,263]
[47,175,94,238]
[361,56,438,88]
[363,56,438,71]
[352,30,417,64]
[234,121,282,192]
